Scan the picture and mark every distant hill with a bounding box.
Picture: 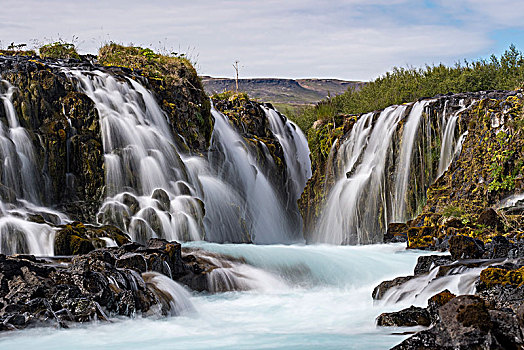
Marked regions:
[201,77,365,105]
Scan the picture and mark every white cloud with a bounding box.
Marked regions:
[0,0,522,80]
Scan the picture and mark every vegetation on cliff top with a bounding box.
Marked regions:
[39,41,80,60]
[296,45,524,134]
[98,43,197,85]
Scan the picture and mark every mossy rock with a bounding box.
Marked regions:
[479,266,524,288]
[54,223,95,256]
[407,226,437,249]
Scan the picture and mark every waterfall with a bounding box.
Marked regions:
[313,96,475,245]
[313,105,409,244]
[0,81,68,255]
[65,69,309,246]
[0,80,43,204]
[207,108,302,243]
[437,101,468,178]
[392,100,432,222]
[143,272,195,316]
[262,106,312,203]
[69,70,206,243]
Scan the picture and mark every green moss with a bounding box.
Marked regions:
[98,43,212,150]
[212,90,250,102]
[0,49,37,57]
[480,266,524,287]
[39,42,80,59]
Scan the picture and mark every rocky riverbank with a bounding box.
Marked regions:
[0,237,255,331]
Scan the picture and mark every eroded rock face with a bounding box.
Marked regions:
[376,306,430,327]
[393,295,524,350]
[0,238,250,331]
[0,56,104,222]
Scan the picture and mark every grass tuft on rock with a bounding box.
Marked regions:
[39,41,80,60]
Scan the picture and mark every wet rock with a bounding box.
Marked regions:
[426,289,456,323]
[152,188,170,212]
[487,235,512,259]
[116,253,147,273]
[372,276,415,300]
[376,305,430,327]
[391,329,438,350]
[54,224,95,256]
[413,255,453,275]
[477,266,524,312]
[449,235,485,260]
[122,193,140,215]
[478,208,504,231]
[394,295,523,349]
[407,226,438,250]
[384,223,408,243]
[54,223,130,256]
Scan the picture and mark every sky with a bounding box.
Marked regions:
[2,0,524,81]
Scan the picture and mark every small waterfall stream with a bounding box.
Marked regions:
[0,81,69,255]
[314,105,409,244]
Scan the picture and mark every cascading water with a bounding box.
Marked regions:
[143,272,195,316]
[65,69,309,245]
[314,97,473,245]
[206,107,303,243]
[313,105,408,244]
[262,106,312,203]
[392,101,432,222]
[1,243,447,349]
[0,80,68,255]
[69,70,206,243]
[437,100,468,177]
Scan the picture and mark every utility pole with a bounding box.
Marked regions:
[233,60,240,92]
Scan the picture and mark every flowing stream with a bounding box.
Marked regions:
[0,243,446,350]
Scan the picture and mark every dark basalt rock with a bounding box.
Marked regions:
[372,276,415,300]
[449,235,485,260]
[413,255,453,275]
[0,238,245,331]
[477,208,504,231]
[0,56,105,222]
[426,289,456,324]
[376,306,430,327]
[486,235,512,259]
[54,222,131,255]
[384,223,408,243]
[394,295,524,349]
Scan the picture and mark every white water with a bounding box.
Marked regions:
[437,100,468,177]
[65,70,308,246]
[0,80,69,255]
[262,106,312,203]
[392,101,432,222]
[314,105,408,244]
[314,97,475,245]
[143,272,195,316]
[0,243,444,350]
[207,108,301,243]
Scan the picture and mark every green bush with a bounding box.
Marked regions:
[297,45,524,134]
[39,41,80,59]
